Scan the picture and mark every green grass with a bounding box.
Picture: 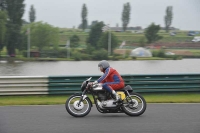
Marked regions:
[188,50,200,56]
[134,57,175,60]
[2,56,179,61]
[166,49,200,56]
[0,93,200,106]
[59,34,194,44]
[143,93,200,103]
[0,95,68,106]
[58,30,196,44]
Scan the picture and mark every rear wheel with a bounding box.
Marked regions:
[65,95,92,117]
[122,92,146,116]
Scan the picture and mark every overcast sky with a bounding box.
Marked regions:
[23,0,200,30]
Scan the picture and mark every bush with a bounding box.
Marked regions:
[91,49,108,60]
[40,50,58,58]
[70,49,92,60]
[72,51,82,61]
[131,56,137,60]
[152,49,166,58]
[80,53,92,60]
[57,49,68,58]
[111,53,124,60]
[22,50,27,57]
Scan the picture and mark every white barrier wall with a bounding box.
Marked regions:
[0,76,49,95]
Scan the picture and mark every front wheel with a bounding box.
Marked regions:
[65,95,92,117]
[122,92,146,116]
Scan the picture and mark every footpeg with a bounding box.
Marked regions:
[113,99,122,104]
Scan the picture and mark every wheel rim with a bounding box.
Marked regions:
[68,96,90,115]
[123,95,144,114]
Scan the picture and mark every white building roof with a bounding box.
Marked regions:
[130,47,152,57]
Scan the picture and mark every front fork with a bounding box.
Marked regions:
[77,89,87,106]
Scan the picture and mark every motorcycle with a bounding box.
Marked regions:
[65,77,146,117]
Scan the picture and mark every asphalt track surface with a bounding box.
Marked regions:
[0,104,200,133]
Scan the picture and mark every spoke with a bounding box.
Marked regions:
[123,95,144,113]
[68,96,90,115]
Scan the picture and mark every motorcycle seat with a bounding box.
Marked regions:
[117,85,133,93]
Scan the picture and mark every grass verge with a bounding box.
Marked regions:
[143,93,200,103]
[0,93,200,106]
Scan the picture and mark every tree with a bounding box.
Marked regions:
[88,20,98,29]
[81,20,99,29]
[145,23,163,44]
[22,22,59,51]
[0,11,7,51]
[29,5,36,23]
[138,37,146,47]
[5,0,25,56]
[22,19,29,25]
[81,3,87,31]
[164,6,173,33]
[0,0,6,10]
[122,2,131,31]
[78,23,82,29]
[97,32,118,55]
[70,35,80,48]
[87,21,104,48]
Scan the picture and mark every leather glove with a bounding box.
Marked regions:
[93,81,98,85]
[92,81,98,87]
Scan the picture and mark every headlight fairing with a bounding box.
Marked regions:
[81,81,87,92]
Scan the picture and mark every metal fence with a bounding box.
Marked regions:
[0,74,200,96]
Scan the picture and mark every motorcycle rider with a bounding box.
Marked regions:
[93,60,125,102]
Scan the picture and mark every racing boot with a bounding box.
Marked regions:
[112,90,121,104]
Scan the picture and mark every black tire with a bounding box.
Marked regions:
[65,95,92,117]
[122,92,146,116]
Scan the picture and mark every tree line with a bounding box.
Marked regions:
[0,0,173,58]
[80,3,173,33]
[79,2,132,32]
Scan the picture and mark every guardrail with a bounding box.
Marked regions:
[0,74,200,96]
[0,76,49,95]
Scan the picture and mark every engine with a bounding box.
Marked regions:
[96,91,118,108]
[97,91,107,101]
[97,99,117,108]
[100,99,117,108]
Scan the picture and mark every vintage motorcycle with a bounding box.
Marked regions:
[65,77,146,117]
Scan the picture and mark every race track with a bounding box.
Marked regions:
[0,104,199,133]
